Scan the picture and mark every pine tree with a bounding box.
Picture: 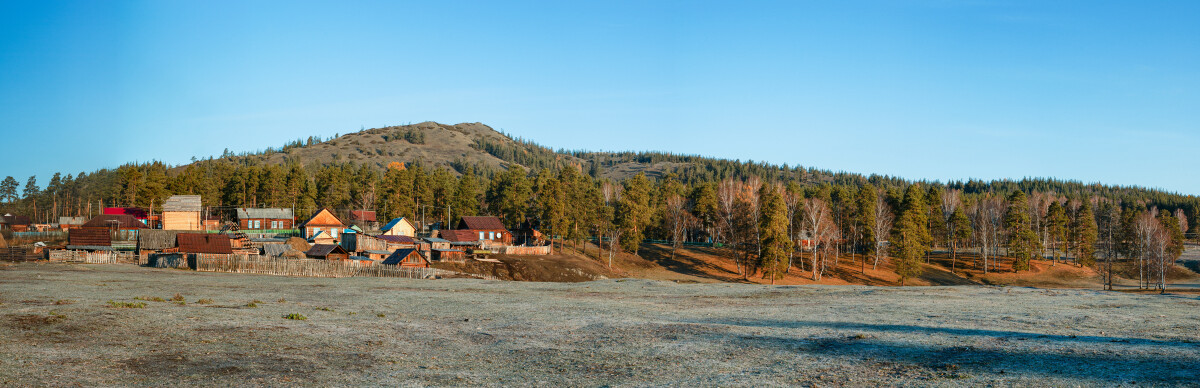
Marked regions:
[890,184,930,285]
[1072,202,1098,267]
[1046,201,1068,263]
[1005,190,1039,271]
[0,176,18,203]
[758,186,791,283]
[617,173,653,254]
[949,206,972,273]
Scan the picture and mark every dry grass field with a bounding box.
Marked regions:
[2,262,1199,386]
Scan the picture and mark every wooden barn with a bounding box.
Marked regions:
[237,208,294,230]
[137,230,185,254]
[342,233,414,253]
[422,237,451,250]
[306,244,349,261]
[162,195,203,230]
[380,217,417,237]
[300,208,345,244]
[382,248,429,268]
[176,233,233,254]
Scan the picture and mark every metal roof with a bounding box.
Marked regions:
[458,216,506,230]
[177,233,233,254]
[163,195,203,212]
[58,216,87,225]
[381,249,423,265]
[381,217,414,232]
[69,229,111,247]
[263,244,293,257]
[138,230,186,250]
[350,210,377,222]
[306,244,346,257]
[236,208,294,219]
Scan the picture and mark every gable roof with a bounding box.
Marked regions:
[350,210,377,222]
[458,216,506,230]
[103,207,148,218]
[163,195,203,212]
[0,214,31,226]
[306,243,347,257]
[82,214,148,229]
[263,243,293,257]
[381,217,415,232]
[300,208,344,227]
[176,233,233,254]
[439,229,479,243]
[382,248,425,265]
[237,208,294,220]
[69,228,111,247]
[377,235,416,244]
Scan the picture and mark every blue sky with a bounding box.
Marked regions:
[1,1,1197,194]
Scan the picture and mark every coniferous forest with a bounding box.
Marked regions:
[1,123,1194,288]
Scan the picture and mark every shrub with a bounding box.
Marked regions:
[283,313,307,320]
[277,298,287,303]
[196,299,214,305]
[171,293,185,302]
[246,302,259,308]
[107,300,147,309]
[53,299,74,305]
[314,307,333,312]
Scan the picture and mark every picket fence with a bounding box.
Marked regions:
[47,250,137,264]
[190,254,453,279]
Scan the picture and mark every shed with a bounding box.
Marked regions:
[382,248,429,268]
[162,195,203,230]
[306,244,349,261]
[423,237,451,250]
[380,217,417,237]
[362,250,392,262]
[138,230,186,252]
[176,233,233,254]
[236,208,294,230]
[58,216,87,228]
[350,210,378,229]
[432,248,465,263]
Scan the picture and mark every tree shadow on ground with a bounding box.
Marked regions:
[691,318,1200,383]
[637,244,750,283]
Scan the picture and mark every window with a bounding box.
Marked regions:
[488,231,495,240]
[330,229,338,239]
[271,221,279,229]
[479,232,485,240]
[497,232,503,240]
[253,220,260,229]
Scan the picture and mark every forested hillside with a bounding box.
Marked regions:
[1,121,1196,285]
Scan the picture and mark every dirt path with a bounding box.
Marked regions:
[2,263,1198,386]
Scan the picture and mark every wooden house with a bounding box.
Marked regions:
[350,210,378,230]
[456,216,511,244]
[58,216,87,230]
[137,230,185,254]
[237,208,294,230]
[162,195,203,230]
[176,233,233,254]
[0,214,31,232]
[423,237,451,250]
[300,208,345,244]
[361,250,392,262]
[306,244,349,261]
[104,207,150,227]
[380,217,417,237]
[382,248,429,268]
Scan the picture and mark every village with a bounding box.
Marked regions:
[0,194,551,278]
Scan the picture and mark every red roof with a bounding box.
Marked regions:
[176,233,232,254]
[350,210,377,222]
[439,229,479,243]
[104,207,148,219]
[458,216,506,230]
[82,214,148,229]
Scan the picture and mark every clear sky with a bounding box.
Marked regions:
[1,1,1197,194]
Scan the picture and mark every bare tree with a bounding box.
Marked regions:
[1175,208,1189,238]
[601,181,623,268]
[717,178,743,275]
[804,197,836,280]
[870,190,894,270]
[665,194,697,260]
[781,184,802,273]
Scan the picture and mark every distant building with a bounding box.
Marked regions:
[382,248,429,268]
[300,208,345,244]
[236,208,294,230]
[306,244,349,261]
[456,216,511,244]
[162,195,203,230]
[380,217,417,237]
[176,233,233,255]
[0,214,32,232]
[58,216,87,230]
[350,210,378,230]
[82,214,148,231]
[67,228,111,251]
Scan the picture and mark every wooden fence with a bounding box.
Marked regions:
[47,250,137,264]
[0,247,41,262]
[189,254,454,279]
[496,245,552,255]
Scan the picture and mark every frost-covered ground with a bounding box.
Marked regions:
[1,263,1198,386]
